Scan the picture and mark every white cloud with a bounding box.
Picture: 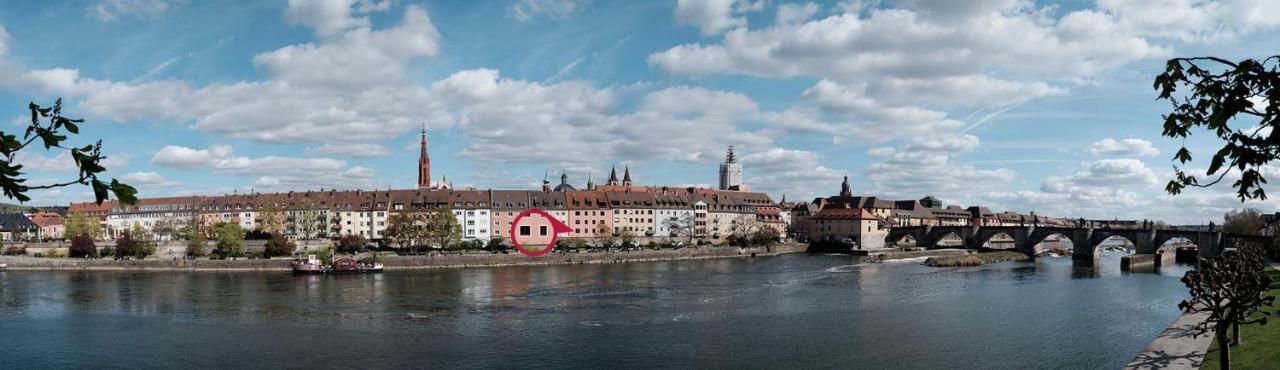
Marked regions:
[1088,138,1161,157]
[741,148,844,200]
[767,80,964,142]
[775,2,820,25]
[153,145,380,190]
[87,0,177,22]
[675,0,762,36]
[0,25,8,57]
[1098,0,1280,41]
[257,4,441,89]
[507,0,585,22]
[120,172,179,187]
[304,143,391,158]
[285,0,393,36]
[866,133,1016,199]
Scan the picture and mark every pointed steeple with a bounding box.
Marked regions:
[608,166,619,186]
[560,170,568,185]
[622,165,632,186]
[542,169,551,192]
[586,173,594,190]
[417,123,431,190]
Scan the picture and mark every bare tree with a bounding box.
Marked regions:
[667,213,696,246]
[1224,208,1266,235]
[1179,244,1275,369]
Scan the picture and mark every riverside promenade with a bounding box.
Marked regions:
[0,243,809,271]
[1125,311,1212,369]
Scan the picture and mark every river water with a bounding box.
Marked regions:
[0,252,1192,369]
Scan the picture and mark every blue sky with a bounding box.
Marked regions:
[1,0,1279,224]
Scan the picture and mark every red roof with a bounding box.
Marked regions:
[810,207,876,220]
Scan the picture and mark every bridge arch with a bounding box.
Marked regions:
[928,230,965,249]
[975,231,1017,250]
[1090,232,1138,255]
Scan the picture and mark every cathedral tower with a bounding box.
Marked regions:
[417,125,431,190]
[718,146,743,190]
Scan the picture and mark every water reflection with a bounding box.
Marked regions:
[0,254,1195,369]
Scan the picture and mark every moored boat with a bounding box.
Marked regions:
[291,255,326,274]
[292,255,382,274]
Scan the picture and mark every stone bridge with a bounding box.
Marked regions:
[885,225,1272,259]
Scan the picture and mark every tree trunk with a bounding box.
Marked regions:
[1217,325,1231,370]
[1232,320,1242,346]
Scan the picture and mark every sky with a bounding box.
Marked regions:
[1,0,1279,224]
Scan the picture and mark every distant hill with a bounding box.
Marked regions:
[0,202,68,215]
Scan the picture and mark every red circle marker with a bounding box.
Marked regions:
[510,209,572,257]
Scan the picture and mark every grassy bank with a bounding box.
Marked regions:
[924,251,1031,267]
[1201,266,1280,369]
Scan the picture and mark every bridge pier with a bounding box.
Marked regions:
[1070,228,1095,260]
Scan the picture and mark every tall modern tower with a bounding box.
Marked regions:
[417,126,431,190]
[718,146,743,190]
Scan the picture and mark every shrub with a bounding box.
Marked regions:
[336,234,367,254]
[263,235,296,258]
[99,247,115,258]
[3,246,26,256]
[186,230,207,258]
[215,223,246,257]
[114,232,137,259]
[70,234,97,258]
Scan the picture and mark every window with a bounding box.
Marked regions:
[520,225,531,236]
[540,225,548,236]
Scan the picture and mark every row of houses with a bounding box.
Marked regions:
[67,185,785,245]
[0,211,66,241]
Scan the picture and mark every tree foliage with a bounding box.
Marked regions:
[69,234,96,258]
[64,213,101,240]
[215,222,245,257]
[1180,244,1275,368]
[425,207,461,249]
[263,235,296,258]
[383,212,424,250]
[336,234,367,254]
[1223,208,1266,235]
[1,99,135,204]
[255,204,286,237]
[185,227,207,257]
[1156,56,1280,201]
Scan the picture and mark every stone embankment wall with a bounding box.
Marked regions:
[0,243,809,271]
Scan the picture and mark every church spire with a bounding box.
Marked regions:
[417,124,431,190]
[622,165,632,186]
[608,166,619,186]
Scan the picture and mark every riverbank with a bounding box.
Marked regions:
[924,251,1031,267]
[0,243,809,272]
[863,248,970,262]
[1199,264,1280,369]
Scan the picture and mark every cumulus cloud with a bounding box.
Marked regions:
[775,2,820,25]
[740,148,844,200]
[674,0,763,36]
[120,172,179,187]
[257,4,441,89]
[87,0,178,22]
[1098,0,1280,41]
[1088,138,1160,157]
[152,145,379,190]
[507,0,585,22]
[304,143,391,158]
[285,0,393,36]
[865,133,1016,199]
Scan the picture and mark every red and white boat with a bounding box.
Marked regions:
[291,255,383,274]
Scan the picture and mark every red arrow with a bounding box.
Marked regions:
[510,208,572,257]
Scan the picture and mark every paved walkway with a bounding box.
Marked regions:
[1126,310,1214,369]
[1129,261,1279,369]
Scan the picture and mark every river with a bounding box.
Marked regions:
[0,251,1191,369]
